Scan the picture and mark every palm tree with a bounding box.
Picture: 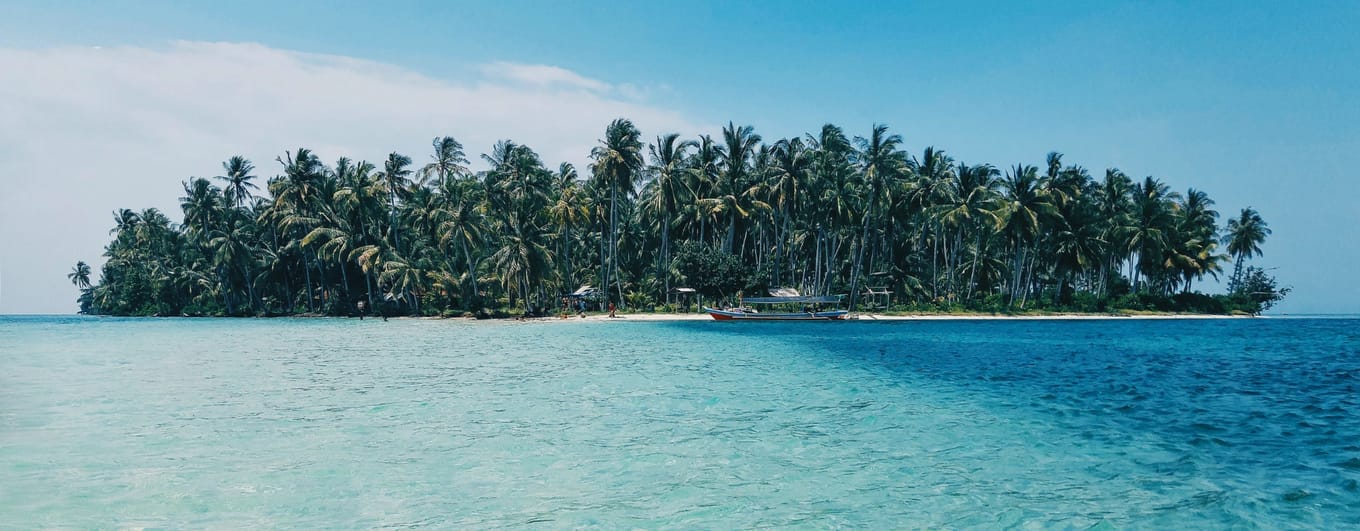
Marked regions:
[805,124,856,295]
[681,134,722,244]
[999,164,1056,306]
[1096,169,1133,296]
[714,122,763,254]
[208,215,258,315]
[589,118,644,307]
[936,162,1002,300]
[768,137,810,286]
[489,221,554,311]
[1167,188,1222,292]
[110,208,141,236]
[378,152,414,252]
[379,257,426,312]
[69,261,92,289]
[180,177,222,242]
[215,156,258,209]
[848,124,906,310]
[644,133,696,297]
[330,158,384,306]
[1124,177,1180,294]
[420,136,469,185]
[550,163,590,292]
[1225,207,1270,290]
[435,177,487,308]
[909,146,954,300]
[272,148,326,312]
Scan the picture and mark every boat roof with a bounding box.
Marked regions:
[742,295,843,304]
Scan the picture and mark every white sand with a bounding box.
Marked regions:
[505,311,1248,323]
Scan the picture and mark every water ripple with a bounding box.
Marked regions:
[2,316,1359,527]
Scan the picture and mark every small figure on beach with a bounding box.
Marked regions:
[608,303,616,318]
[357,300,366,320]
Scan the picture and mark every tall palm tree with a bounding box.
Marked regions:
[681,134,722,244]
[272,148,326,312]
[378,152,414,252]
[908,146,954,299]
[69,261,92,289]
[180,177,222,242]
[644,133,696,297]
[436,177,487,308]
[849,124,906,310]
[589,118,644,307]
[1096,169,1133,296]
[420,136,469,185]
[999,164,1056,306]
[715,122,763,254]
[215,156,258,209]
[489,221,554,310]
[1127,177,1180,293]
[936,162,1002,300]
[208,215,259,315]
[768,137,810,286]
[805,124,856,295]
[1225,207,1270,290]
[550,163,590,292]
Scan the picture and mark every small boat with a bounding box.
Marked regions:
[704,290,848,321]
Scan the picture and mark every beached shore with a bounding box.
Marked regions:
[510,311,1250,322]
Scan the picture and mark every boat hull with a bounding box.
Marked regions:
[703,307,849,321]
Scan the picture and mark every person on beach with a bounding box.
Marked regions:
[357,300,366,320]
[608,303,616,318]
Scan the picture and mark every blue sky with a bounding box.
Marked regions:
[1,1,1356,313]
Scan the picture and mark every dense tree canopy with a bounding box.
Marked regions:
[73,120,1284,317]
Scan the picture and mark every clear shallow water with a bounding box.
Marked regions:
[2,316,1358,528]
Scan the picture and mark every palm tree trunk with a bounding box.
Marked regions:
[316,255,328,313]
[660,214,670,301]
[218,265,234,315]
[609,185,619,308]
[931,225,939,300]
[460,238,478,307]
[303,253,314,313]
[364,270,374,309]
[848,207,873,312]
[389,190,401,253]
[564,225,574,290]
[598,214,608,311]
[726,212,736,255]
[338,259,350,307]
[967,229,983,303]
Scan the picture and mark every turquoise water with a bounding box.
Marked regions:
[2,316,1359,527]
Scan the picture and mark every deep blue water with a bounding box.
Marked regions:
[1,315,1358,527]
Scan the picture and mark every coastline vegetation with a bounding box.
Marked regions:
[71,120,1287,317]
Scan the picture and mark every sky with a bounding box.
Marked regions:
[1,0,1357,314]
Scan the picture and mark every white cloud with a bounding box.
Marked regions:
[479,61,612,93]
[0,41,709,314]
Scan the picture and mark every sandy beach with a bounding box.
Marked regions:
[512,311,1249,322]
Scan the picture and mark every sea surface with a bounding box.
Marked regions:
[2,315,1359,528]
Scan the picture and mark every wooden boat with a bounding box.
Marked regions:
[704,307,849,320]
[704,290,848,321]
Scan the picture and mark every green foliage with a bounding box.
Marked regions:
[1229,266,1290,314]
[671,241,751,300]
[74,121,1280,318]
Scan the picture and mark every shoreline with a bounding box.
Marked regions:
[26,311,1261,321]
[478,311,1256,323]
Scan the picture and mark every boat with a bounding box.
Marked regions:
[703,289,849,321]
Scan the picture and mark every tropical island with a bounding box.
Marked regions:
[68,120,1287,318]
